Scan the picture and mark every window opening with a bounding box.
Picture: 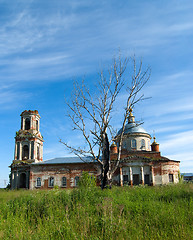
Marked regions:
[21,117,23,130]
[131,139,136,149]
[49,177,54,187]
[62,177,67,187]
[169,174,174,183]
[17,142,20,160]
[31,142,34,159]
[36,120,38,131]
[37,146,40,160]
[36,177,41,187]
[25,118,30,130]
[75,176,79,187]
[141,139,145,149]
[22,145,29,160]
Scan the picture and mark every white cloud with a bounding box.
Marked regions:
[160,130,193,150]
[0,84,31,108]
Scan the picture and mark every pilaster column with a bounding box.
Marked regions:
[19,143,22,160]
[34,142,36,160]
[29,142,31,159]
[30,117,33,129]
[40,144,43,161]
[151,166,155,186]
[14,143,17,160]
[120,167,123,186]
[141,166,144,185]
[129,167,133,186]
[16,171,19,189]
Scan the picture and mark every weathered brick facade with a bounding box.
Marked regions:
[10,110,180,189]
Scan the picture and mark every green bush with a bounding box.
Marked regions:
[78,171,96,189]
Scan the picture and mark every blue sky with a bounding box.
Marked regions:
[0,0,193,187]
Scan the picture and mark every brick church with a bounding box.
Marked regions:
[10,110,180,189]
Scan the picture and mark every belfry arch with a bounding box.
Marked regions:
[22,145,29,160]
[25,118,30,130]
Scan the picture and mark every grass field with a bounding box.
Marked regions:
[0,183,193,239]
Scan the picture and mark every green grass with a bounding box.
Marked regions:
[0,183,193,239]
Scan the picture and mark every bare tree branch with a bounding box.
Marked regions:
[61,54,150,188]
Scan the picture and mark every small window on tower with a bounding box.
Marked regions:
[25,118,30,130]
[21,117,23,130]
[31,142,34,159]
[17,142,20,160]
[22,145,29,160]
[37,146,40,160]
[36,120,38,131]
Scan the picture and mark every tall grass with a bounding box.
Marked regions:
[0,183,192,239]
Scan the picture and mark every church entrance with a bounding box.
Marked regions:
[19,173,26,188]
[133,174,140,185]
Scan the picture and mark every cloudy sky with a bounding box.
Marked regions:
[0,0,193,187]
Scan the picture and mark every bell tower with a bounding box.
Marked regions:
[14,110,44,164]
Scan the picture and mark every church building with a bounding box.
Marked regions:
[10,110,180,189]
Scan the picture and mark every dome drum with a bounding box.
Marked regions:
[116,109,151,152]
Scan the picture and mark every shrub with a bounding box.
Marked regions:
[78,171,96,189]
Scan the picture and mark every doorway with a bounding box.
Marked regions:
[133,174,140,185]
[19,173,26,188]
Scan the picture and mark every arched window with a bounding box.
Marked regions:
[36,177,41,187]
[131,139,136,149]
[36,120,39,131]
[62,177,67,187]
[141,139,145,149]
[49,177,54,187]
[31,142,34,159]
[17,142,20,160]
[21,117,23,130]
[22,145,29,160]
[25,118,30,130]
[75,176,80,187]
[37,146,40,160]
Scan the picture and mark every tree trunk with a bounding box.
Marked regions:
[101,133,110,189]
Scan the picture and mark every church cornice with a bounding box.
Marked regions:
[15,130,44,142]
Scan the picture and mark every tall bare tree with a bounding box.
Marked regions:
[60,55,151,189]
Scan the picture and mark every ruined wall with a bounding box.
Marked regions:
[161,161,180,184]
[153,161,180,185]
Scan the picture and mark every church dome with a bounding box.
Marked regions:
[116,109,151,151]
[118,121,148,135]
[118,109,149,135]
